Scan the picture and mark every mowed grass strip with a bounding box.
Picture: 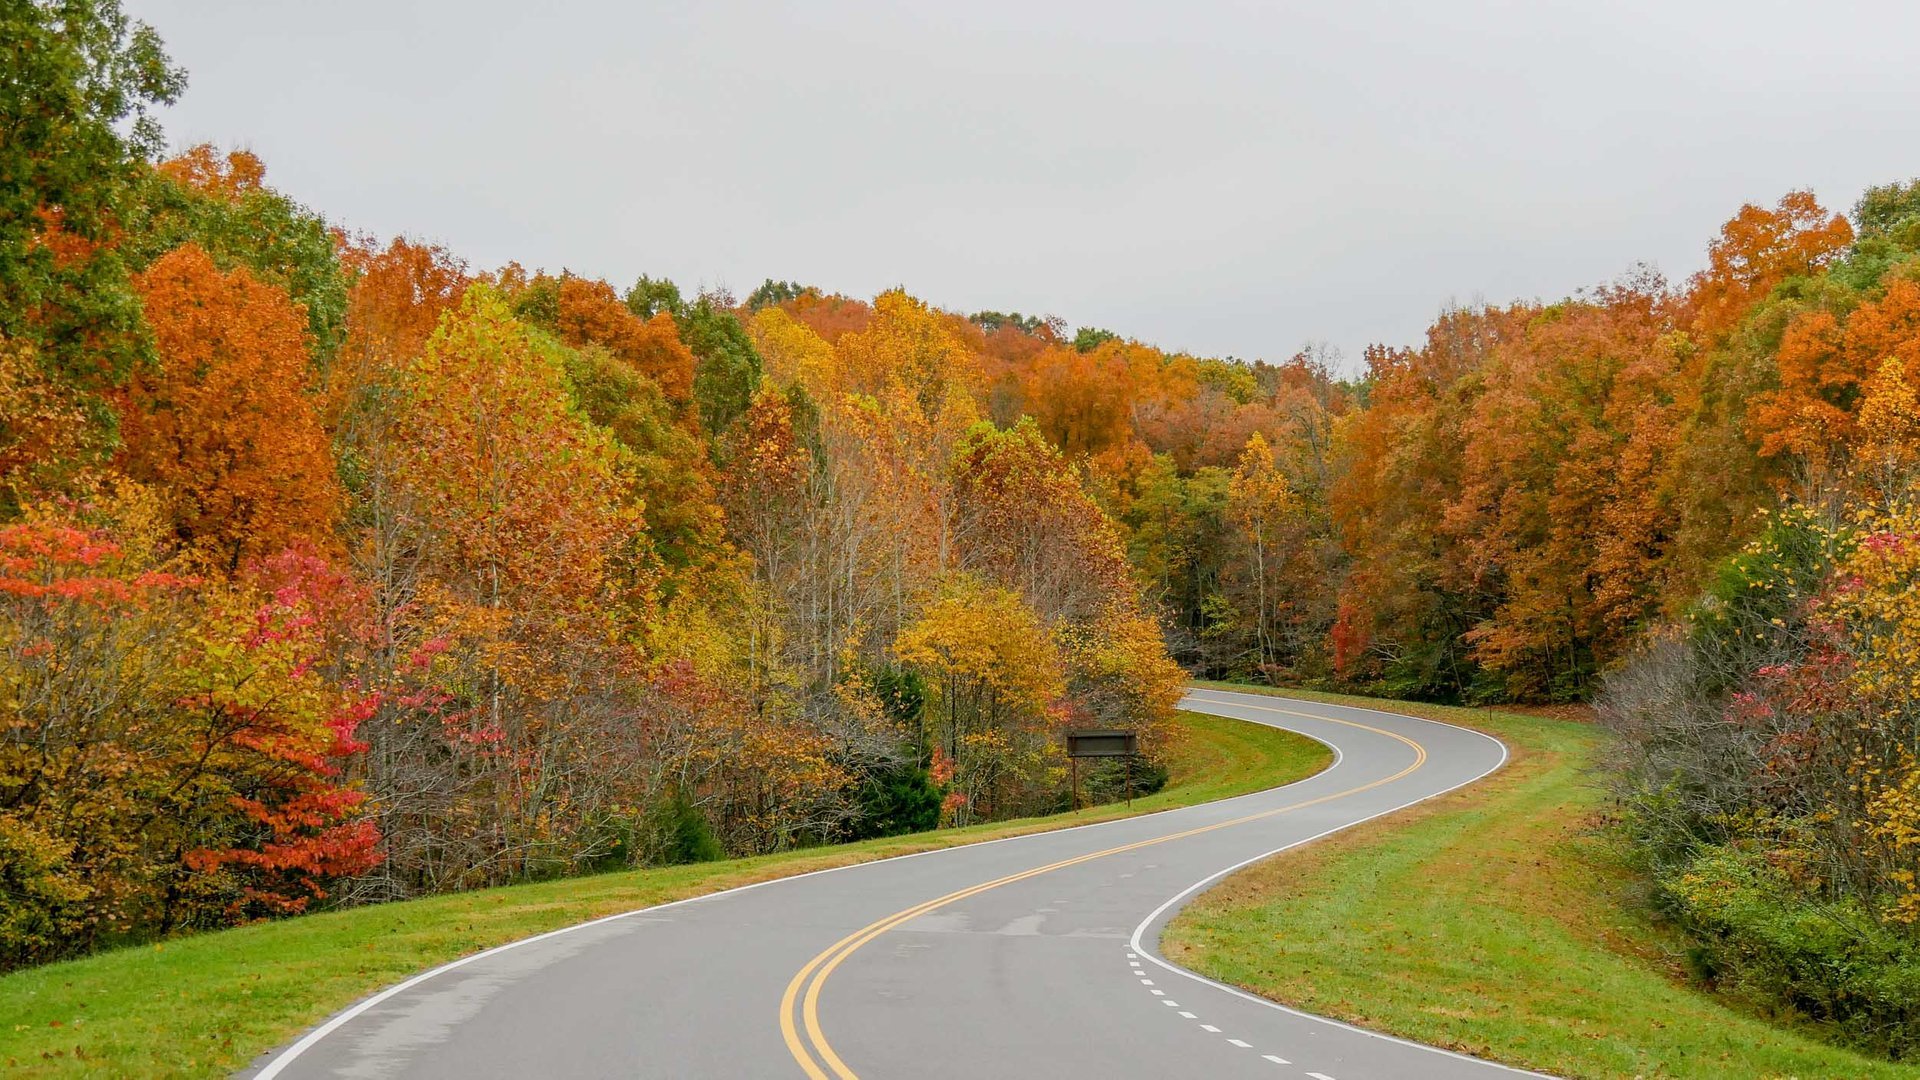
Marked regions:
[0,707,1329,1079]
[1167,682,1916,1080]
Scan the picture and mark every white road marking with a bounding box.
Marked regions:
[1139,979,1154,985]
[1178,1011,1196,1018]
[264,689,1523,1080]
[1228,1038,1251,1048]
[1131,692,1555,1080]
[1162,1000,1180,1007]
[1200,1024,1221,1033]
[1263,1054,1290,1064]
[267,785,1230,1080]
[1150,989,1165,996]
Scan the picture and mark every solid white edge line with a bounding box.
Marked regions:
[252,688,1351,1078]
[1132,688,1558,1078]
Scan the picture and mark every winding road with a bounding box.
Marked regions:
[249,688,1536,1079]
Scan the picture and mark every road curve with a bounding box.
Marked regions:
[248,688,1538,1080]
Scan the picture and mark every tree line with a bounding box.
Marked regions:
[0,4,1182,969]
[10,5,1920,1036]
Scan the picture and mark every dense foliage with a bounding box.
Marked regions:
[0,3,1182,970]
[8,8,1920,1043]
[1592,195,1920,1051]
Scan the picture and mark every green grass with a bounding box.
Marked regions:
[0,707,1328,1079]
[1168,682,1919,1079]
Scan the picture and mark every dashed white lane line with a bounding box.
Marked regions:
[1128,947,1316,1075]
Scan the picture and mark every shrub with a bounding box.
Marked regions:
[841,759,942,841]
[1660,844,1920,1058]
[646,790,723,866]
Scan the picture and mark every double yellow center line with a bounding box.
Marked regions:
[778,697,1429,1079]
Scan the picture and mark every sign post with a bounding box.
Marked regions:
[1063,729,1139,811]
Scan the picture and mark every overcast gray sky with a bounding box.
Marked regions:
[130,1,1920,372]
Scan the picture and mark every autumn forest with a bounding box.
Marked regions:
[8,7,1920,1040]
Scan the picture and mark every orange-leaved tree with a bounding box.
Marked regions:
[1688,190,1853,342]
[122,244,340,572]
[1750,276,1920,463]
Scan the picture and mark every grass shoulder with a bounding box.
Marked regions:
[1168,681,1916,1079]
[0,706,1327,1079]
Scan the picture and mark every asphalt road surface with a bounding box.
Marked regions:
[249,687,1539,1080]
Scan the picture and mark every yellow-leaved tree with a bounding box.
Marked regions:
[1226,431,1304,675]
[895,575,1064,824]
[1852,356,1920,513]
[1814,362,1920,923]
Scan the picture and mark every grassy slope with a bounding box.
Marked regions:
[0,708,1329,1079]
[1168,682,1917,1079]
